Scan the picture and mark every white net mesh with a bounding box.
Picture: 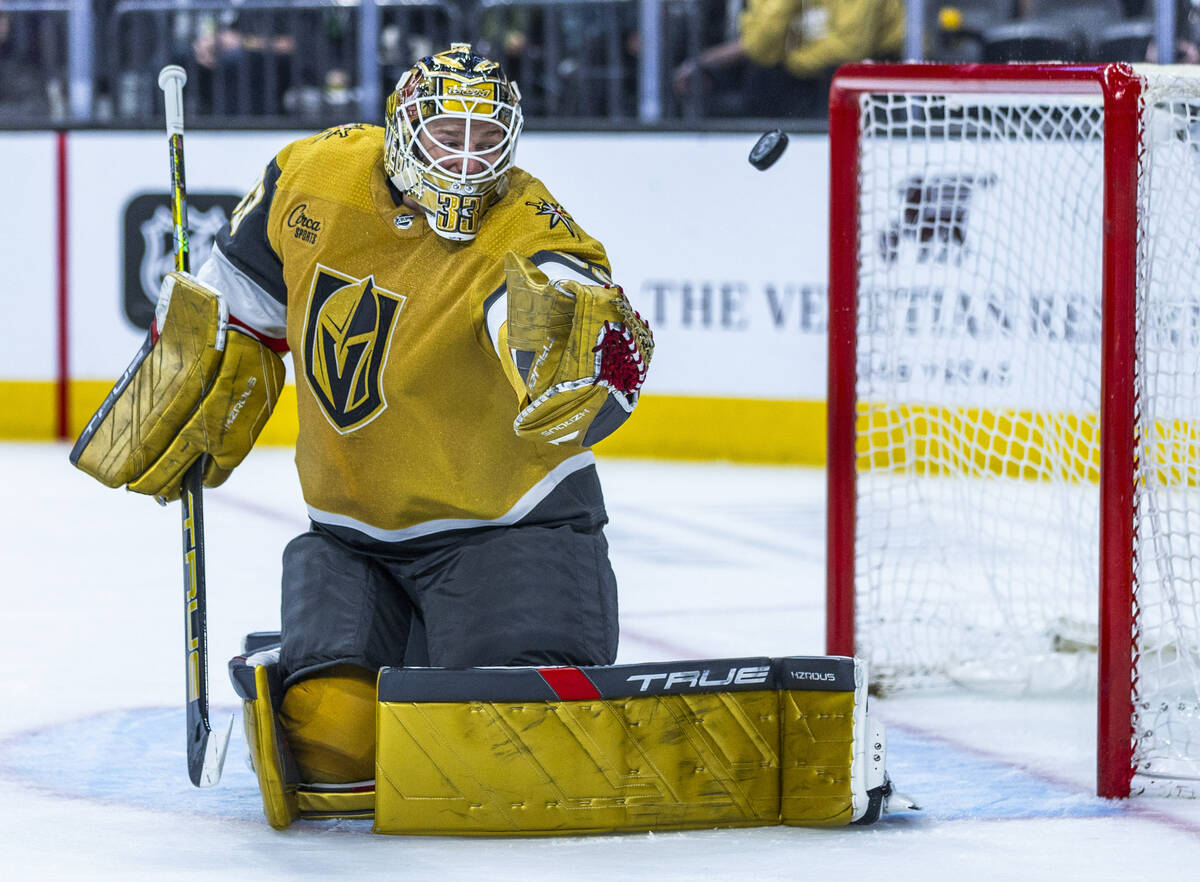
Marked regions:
[850,68,1200,795]
[1130,69,1200,794]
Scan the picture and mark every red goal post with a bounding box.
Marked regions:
[825,63,1199,800]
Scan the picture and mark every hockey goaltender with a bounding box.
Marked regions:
[71,43,898,833]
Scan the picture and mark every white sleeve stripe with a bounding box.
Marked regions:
[195,245,288,340]
[485,288,507,360]
[485,254,608,360]
[538,256,606,287]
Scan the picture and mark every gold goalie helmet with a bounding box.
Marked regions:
[384,43,523,241]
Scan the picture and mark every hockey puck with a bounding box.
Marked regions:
[749,129,788,170]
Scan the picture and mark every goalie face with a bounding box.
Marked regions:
[383,43,523,241]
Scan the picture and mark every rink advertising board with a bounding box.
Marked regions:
[2,130,831,461]
[0,133,58,439]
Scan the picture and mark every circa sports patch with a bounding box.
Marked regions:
[300,264,406,433]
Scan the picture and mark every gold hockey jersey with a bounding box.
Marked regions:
[198,124,620,540]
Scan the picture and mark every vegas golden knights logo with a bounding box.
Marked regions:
[303,265,405,433]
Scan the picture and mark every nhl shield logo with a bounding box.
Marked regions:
[302,265,406,433]
[122,192,241,329]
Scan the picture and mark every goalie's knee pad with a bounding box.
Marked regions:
[279,665,377,785]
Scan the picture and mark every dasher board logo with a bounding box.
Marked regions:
[879,172,996,265]
[122,192,241,329]
[302,265,406,433]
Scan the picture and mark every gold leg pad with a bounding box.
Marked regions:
[374,691,781,835]
[779,689,858,826]
[279,664,378,785]
[243,665,300,830]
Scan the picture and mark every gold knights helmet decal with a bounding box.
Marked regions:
[302,265,406,433]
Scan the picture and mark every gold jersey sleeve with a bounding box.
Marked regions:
[261,125,613,540]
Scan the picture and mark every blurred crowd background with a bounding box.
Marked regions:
[0,0,1193,129]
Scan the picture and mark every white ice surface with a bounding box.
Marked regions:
[4,442,1200,879]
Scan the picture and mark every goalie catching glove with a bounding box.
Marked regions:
[504,252,653,446]
[70,272,285,501]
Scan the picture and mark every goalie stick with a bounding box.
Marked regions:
[158,64,232,787]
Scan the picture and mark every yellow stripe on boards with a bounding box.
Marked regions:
[855,402,1102,482]
[252,384,299,447]
[58,382,828,464]
[8,380,1196,481]
[590,394,829,464]
[0,381,57,439]
[67,379,114,442]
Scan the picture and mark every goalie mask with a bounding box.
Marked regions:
[384,43,523,241]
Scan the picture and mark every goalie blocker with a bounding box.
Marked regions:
[229,641,897,834]
[69,272,284,501]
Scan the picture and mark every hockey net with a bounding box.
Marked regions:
[826,64,1200,798]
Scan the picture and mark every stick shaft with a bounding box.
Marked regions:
[167,131,190,273]
[159,66,190,273]
[158,63,224,787]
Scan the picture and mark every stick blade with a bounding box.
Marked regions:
[187,711,234,788]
